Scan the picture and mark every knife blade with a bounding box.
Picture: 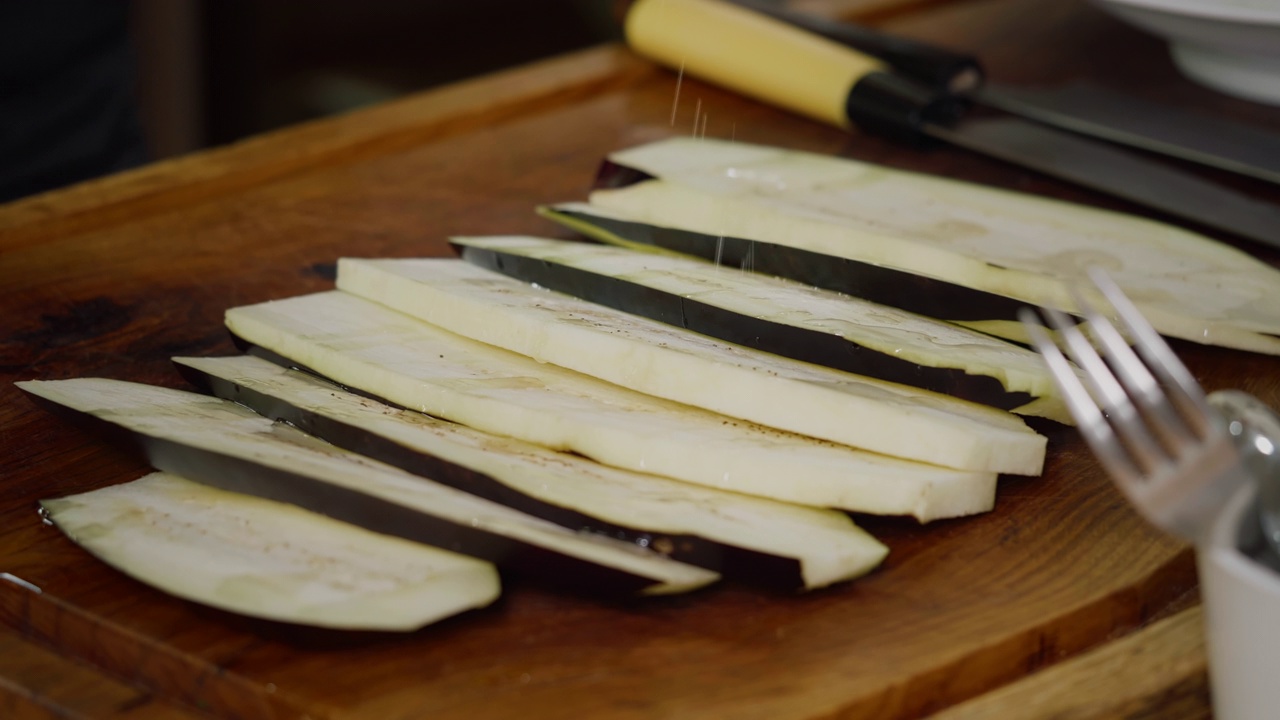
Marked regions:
[976,83,1280,185]
[726,0,1280,185]
[623,0,1280,251]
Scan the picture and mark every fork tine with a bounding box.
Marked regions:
[1085,267,1214,437]
[1017,308,1144,486]
[1039,305,1172,477]
[1069,285,1199,450]
[1026,276,1244,543]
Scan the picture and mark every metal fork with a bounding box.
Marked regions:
[1018,267,1250,543]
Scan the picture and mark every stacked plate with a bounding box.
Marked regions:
[1095,0,1280,104]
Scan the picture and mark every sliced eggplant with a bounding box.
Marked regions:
[568,137,1280,355]
[42,472,501,631]
[17,378,719,596]
[450,235,1073,424]
[174,354,887,589]
[336,258,1046,475]
[223,290,998,522]
[540,201,1029,334]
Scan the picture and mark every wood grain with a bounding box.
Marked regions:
[3,0,1280,717]
[0,624,207,720]
[926,606,1209,720]
[0,45,654,251]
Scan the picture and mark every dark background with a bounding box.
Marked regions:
[193,1,623,149]
[0,0,631,202]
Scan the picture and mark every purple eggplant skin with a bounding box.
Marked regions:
[548,203,1025,324]
[575,160,1027,323]
[593,159,656,191]
[177,354,811,591]
[453,242,1035,413]
[20,388,692,598]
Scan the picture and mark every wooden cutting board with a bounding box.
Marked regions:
[2,0,1278,717]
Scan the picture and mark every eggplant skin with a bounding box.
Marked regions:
[456,242,1036,413]
[21,389,687,598]
[41,472,501,632]
[544,204,1026,324]
[593,159,656,191]
[176,360,810,590]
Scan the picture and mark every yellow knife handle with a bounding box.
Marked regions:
[625,0,958,141]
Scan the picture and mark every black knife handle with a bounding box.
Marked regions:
[846,72,965,144]
[727,0,984,94]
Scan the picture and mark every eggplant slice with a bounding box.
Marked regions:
[42,472,501,631]
[450,235,1073,423]
[18,378,719,596]
[561,137,1280,355]
[539,202,1027,327]
[174,354,888,590]
[223,290,1000,522]
[336,258,1046,475]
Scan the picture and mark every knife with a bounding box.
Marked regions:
[623,0,1280,251]
[727,0,1280,185]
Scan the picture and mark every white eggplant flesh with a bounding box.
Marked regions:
[450,235,1075,424]
[336,258,1045,475]
[224,291,998,522]
[540,200,1033,341]
[42,472,501,631]
[18,378,718,596]
[174,355,887,589]
[588,137,1280,355]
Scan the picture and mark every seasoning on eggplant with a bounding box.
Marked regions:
[18,378,719,597]
[540,201,1028,329]
[224,290,1001,522]
[336,258,1046,475]
[559,137,1280,355]
[42,472,502,631]
[450,234,1073,424]
[174,354,888,590]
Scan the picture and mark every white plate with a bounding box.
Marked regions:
[1094,0,1280,105]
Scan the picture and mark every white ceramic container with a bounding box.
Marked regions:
[1199,480,1280,719]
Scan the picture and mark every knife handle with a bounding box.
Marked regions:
[624,0,961,143]
[725,0,984,94]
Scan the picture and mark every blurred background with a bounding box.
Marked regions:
[0,0,626,202]
[139,0,622,155]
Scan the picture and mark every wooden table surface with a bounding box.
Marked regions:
[4,0,1280,718]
